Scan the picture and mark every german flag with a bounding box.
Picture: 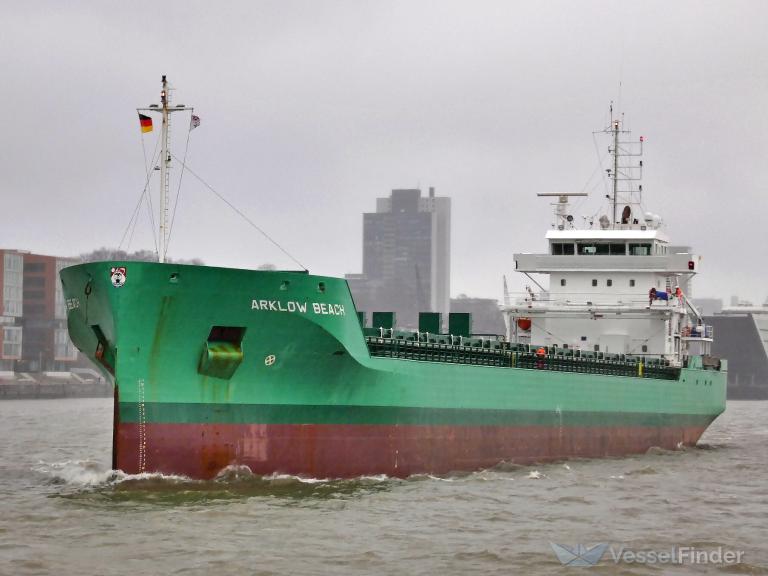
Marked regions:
[139,113,153,133]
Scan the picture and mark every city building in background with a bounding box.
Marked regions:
[450,295,505,335]
[695,296,768,399]
[0,250,24,369]
[0,250,78,372]
[347,188,450,329]
[690,298,723,317]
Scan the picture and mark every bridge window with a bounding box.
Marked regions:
[576,243,626,255]
[630,279,636,287]
[606,279,613,287]
[578,243,606,255]
[560,278,566,286]
[591,279,598,287]
[629,243,652,256]
[551,243,575,255]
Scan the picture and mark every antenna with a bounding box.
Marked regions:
[537,193,588,230]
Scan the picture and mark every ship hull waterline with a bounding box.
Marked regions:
[116,420,712,479]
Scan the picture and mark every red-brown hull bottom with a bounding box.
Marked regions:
[116,422,708,479]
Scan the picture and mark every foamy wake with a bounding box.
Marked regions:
[261,471,393,484]
[34,460,195,487]
[261,472,330,484]
[358,474,392,483]
[216,467,394,484]
[34,459,115,486]
[34,461,564,487]
[33,460,400,488]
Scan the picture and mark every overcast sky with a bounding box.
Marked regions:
[2,1,766,304]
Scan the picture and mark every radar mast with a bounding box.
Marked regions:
[603,104,644,229]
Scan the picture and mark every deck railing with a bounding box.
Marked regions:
[364,336,683,380]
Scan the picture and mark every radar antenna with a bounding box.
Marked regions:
[537,193,588,230]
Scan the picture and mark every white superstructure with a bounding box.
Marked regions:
[505,112,712,366]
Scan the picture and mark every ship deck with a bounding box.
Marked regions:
[364,334,686,380]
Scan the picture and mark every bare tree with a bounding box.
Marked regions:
[79,248,203,265]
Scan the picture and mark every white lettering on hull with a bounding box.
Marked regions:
[251,299,344,316]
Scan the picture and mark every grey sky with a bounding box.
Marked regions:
[1,1,766,304]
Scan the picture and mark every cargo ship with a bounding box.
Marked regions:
[60,80,726,479]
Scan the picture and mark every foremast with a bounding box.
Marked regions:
[137,75,194,263]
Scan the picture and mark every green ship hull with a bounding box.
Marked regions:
[60,261,726,479]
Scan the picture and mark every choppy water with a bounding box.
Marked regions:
[1,398,766,575]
